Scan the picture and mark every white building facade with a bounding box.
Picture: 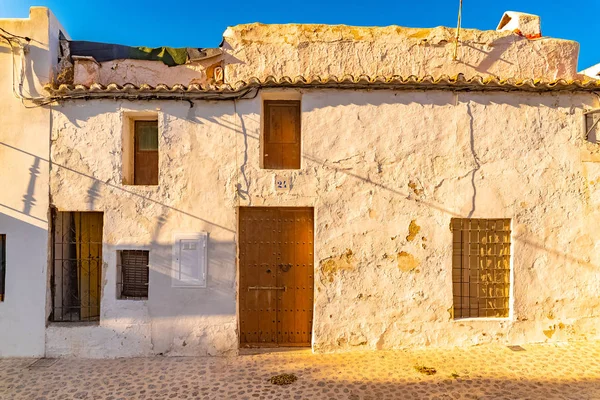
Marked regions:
[1,8,600,357]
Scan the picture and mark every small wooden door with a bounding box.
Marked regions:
[239,207,314,347]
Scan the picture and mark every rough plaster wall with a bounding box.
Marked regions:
[223,24,580,83]
[0,7,62,357]
[48,100,238,358]
[236,89,600,352]
[73,59,217,87]
[72,23,582,89]
[50,89,600,356]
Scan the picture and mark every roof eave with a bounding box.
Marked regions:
[44,74,600,101]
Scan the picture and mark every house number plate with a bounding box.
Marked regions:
[274,174,290,192]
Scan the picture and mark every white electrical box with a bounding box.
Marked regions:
[172,232,207,288]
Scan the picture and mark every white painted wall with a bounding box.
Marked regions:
[0,7,65,357]
[48,88,600,357]
[1,7,596,358]
[580,63,600,79]
[48,101,239,357]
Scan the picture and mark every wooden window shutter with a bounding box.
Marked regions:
[134,120,159,185]
[120,250,149,298]
[264,100,301,169]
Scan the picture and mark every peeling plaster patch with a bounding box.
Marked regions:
[320,249,354,282]
[406,220,421,241]
[408,181,424,196]
[337,332,367,347]
[543,326,556,338]
[397,251,420,272]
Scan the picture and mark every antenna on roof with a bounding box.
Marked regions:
[453,0,463,60]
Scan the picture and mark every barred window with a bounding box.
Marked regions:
[117,250,149,300]
[51,211,103,322]
[451,218,511,318]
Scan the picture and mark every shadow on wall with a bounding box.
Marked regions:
[0,212,47,351]
[22,156,41,216]
[228,94,598,274]
[459,39,515,78]
[104,238,236,319]
[0,140,237,327]
[0,141,233,233]
[2,43,51,102]
[37,93,600,277]
[289,88,572,112]
[6,91,596,310]
[45,235,237,357]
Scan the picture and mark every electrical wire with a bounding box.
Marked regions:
[1,31,49,107]
[0,27,30,42]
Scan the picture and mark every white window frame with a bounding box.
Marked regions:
[171,232,208,288]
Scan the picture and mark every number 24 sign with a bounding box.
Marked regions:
[275,175,290,191]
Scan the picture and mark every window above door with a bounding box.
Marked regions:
[121,111,159,186]
[262,99,301,170]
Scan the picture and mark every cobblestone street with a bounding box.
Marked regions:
[1,341,599,400]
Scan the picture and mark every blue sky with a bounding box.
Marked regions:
[1,0,598,70]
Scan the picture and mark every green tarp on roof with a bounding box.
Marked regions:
[69,41,193,66]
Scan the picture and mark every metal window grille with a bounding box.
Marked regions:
[117,250,149,300]
[451,218,511,318]
[51,211,103,322]
[0,235,5,302]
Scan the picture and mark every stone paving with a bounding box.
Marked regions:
[1,341,600,400]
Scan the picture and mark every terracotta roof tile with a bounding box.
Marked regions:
[45,74,600,99]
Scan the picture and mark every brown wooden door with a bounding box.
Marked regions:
[239,207,314,347]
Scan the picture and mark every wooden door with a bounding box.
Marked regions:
[239,207,314,347]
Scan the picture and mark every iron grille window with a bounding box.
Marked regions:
[451,218,511,318]
[0,235,5,302]
[51,211,104,322]
[117,250,149,300]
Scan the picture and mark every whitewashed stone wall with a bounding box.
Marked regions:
[73,24,583,87]
[0,7,65,357]
[222,24,581,82]
[49,88,600,356]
